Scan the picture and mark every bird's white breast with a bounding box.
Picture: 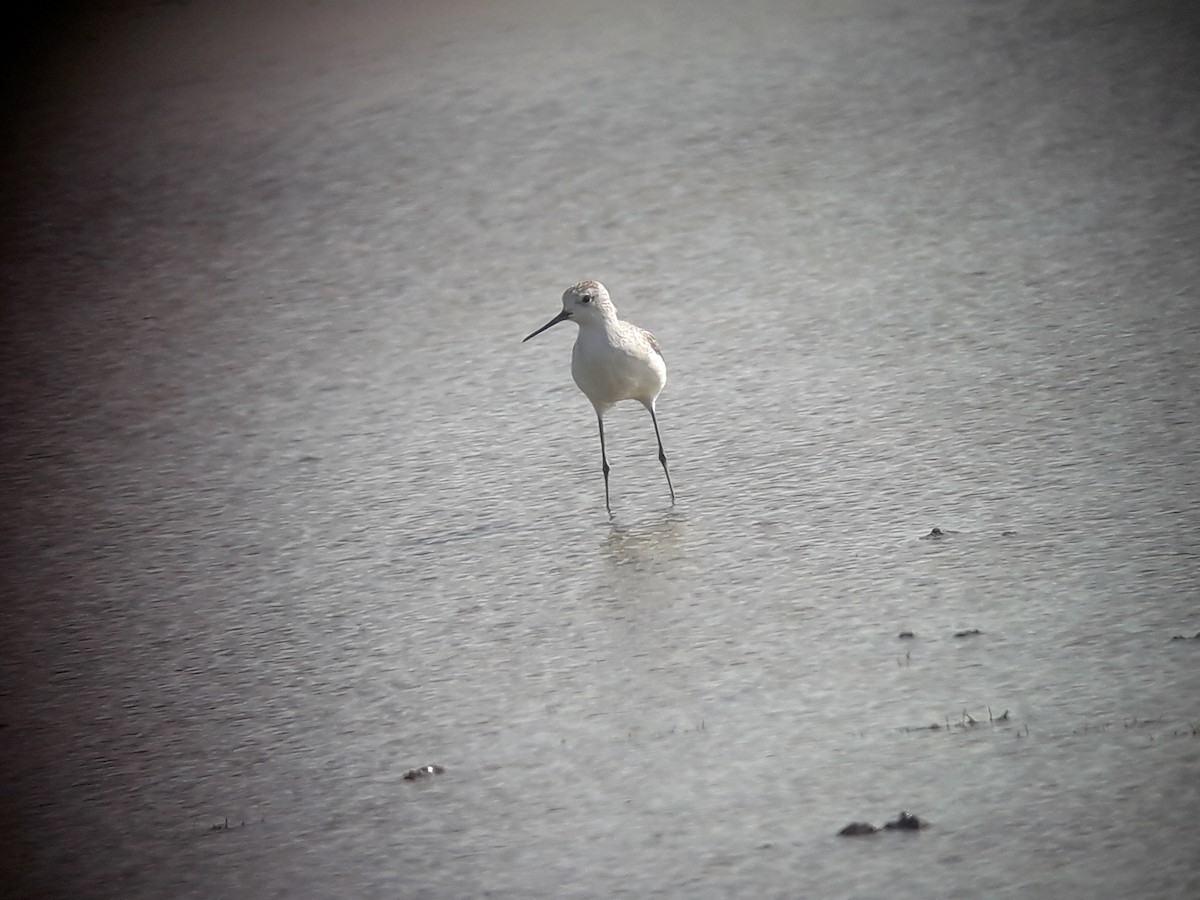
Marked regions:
[571,322,666,413]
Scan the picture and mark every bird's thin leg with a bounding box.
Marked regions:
[597,413,612,515]
[649,405,675,504]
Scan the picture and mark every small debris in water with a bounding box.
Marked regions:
[403,764,445,781]
[953,628,982,637]
[920,527,947,540]
[901,705,1015,733]
[839,811,927,837]
[898,630,915,639]
[208,817,247,833]
[838,822,878,837]
[884,811,924,830]
[1169,632,1200,641]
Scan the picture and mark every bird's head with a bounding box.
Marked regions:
[522,280,615,342]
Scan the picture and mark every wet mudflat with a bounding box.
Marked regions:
[1,1,1198,897]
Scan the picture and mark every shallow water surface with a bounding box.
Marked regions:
[2,1,1198,897]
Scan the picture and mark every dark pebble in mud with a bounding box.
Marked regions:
[403,765,445,781]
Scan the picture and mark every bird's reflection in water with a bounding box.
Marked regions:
[602,510,687,567]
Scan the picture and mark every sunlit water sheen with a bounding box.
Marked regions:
[2,1,1198,897]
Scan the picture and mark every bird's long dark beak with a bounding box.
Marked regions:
[522,309,570,342]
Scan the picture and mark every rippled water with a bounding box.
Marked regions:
[2,1,1198,897]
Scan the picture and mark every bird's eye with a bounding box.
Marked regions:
[580,296,591,304]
